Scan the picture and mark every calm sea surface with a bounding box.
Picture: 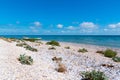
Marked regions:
[0,35,120,48]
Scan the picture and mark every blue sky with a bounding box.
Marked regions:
[0,0,120,35]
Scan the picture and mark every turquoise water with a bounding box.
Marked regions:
[0,35,120,48]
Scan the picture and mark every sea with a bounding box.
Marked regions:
[0,35,120,48]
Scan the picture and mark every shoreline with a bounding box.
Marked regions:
[1,35,120,48]
[43,39,120,49]
[44,40,120,50]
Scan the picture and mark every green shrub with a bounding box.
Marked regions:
[16,42,38,52]
[46,40,60,46]
[96,50,104,54]
[16,43,27,47]
[24,45,38,52]
[104,49,117,58]
[112,57,120,62]
[65,46,70,49]
[18,54,33,65]
[48,47,56,50]
[78,48,88,53]
[81,70,108,80]
[23,38,41,42]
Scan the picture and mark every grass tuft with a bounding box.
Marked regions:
[18,54,33,65]
[23,38,41,42]
[24,45,38,52]
[78,48,88,53]
[46,40,60,46]
[81,70,108,80]
[112,57,120,62]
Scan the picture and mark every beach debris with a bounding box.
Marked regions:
[18,54,33,65]
[48,47,56,50]
[64,46,70,49]
[101,64,114,68]
[96,50,104,54]
[52,57,62,63]
[46,40,60,46]
[78,48,88,53]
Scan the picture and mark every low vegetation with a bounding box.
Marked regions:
[112,57,120,62]
[78,48,88,53]
[23,38,41,42]
[16,42,38,52]
[48,47,56,50]
[81,70,108,80]
[24,45,38,52]
[104,49,117,58]
[65,46,70,49]
[16,43,27,47]
[1,37,19,43]
[18,54,33,65]
[46,40,60,46]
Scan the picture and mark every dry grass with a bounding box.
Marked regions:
[57,63,67,73]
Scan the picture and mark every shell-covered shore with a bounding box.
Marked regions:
[0,38,120,80]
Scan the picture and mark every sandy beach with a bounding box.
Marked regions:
[0,38,120,80]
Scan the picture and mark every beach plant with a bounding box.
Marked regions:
[78,48,88,53]
[16,42,38,52]
[112,57,120,62]
[65,46,70,49]
[18,54,33,65]
[24,45,38,52]
[46,40,60,46]
[81,70,108,80]
[48,47,56,50]
[23,38,41,42]
[104,49,117,58]
[96,50,104,54]
[16,43,27,47]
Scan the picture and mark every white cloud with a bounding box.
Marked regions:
[67,26,75,30]
[33,21,41,27]
[80,22,97,28]
[57,24,63,28]
[108,23,120,28]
